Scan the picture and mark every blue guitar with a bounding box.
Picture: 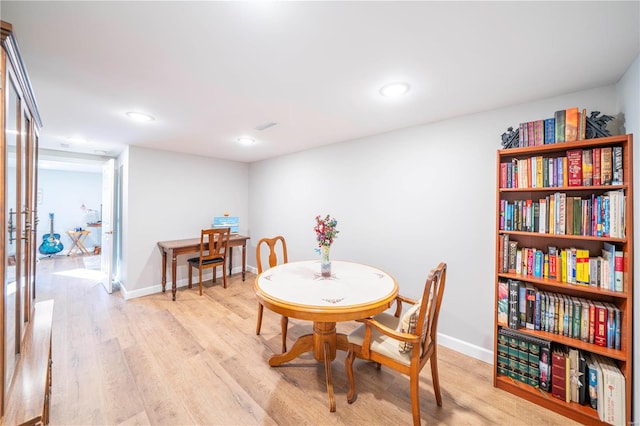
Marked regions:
[39,213,64,255]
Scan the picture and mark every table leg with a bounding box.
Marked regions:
[161,251,167,293]
[171,252,178,301]
[268,334,314,366]
[228,247,233,277]
[78,234,90,255]
[241,242,246,281]
[67,236,79,256]
[323,341,336,412]
[268,322,347,412]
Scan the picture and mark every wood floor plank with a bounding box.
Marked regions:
[35,255,579,425]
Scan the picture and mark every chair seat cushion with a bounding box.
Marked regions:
[187,256,224,266]
[348,312,412,366]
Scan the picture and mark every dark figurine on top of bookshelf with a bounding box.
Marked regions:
[585,111,614,139]
[501,126,519,149]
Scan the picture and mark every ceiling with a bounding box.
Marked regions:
[1,1,639,165]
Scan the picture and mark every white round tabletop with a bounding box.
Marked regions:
[255,260,397,310]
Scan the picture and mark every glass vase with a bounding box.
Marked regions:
[320,245,331,277]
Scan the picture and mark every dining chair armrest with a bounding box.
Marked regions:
[391,294,420,318]
[356,317,421,358]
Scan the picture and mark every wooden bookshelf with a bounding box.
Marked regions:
[493,134,633,424]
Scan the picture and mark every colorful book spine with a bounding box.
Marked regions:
[565,107,579,142]
[554,110,566,143]
[544,118,555,144]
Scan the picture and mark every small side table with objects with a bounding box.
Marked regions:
[66,230,91,256]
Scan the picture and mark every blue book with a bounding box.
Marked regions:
[534,250,543,277]
[544,118,555,144]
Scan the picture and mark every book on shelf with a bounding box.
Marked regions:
[612,146,623,184]
[566,149,582,186]
[551,348,569,402]
[601,147,613,185]
[593,147,602,185]
[594,354,626,426]
[544,118,555,144]
[565,107,579,142]
[582,149,593,186]
[569,348,580,403]
[554,110,566,143]
[579,108,587,140]
[508,279,519,329]
[497,280,509,325]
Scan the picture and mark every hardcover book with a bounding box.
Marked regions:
[581,149,593,186]
[565,107,579,142]
[592,147,602,185]
[544,118,555,144]
[554,110,566,143]
[612,146,623,184]
[566,149,583,186]
[601,147,613,185]
[551,350,568,401]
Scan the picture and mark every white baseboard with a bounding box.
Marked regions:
[438,332,493,364]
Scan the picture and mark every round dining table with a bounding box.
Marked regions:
[254,260,398,412]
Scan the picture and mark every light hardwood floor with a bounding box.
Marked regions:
[34,255,577,425]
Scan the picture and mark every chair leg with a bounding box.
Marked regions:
[280,316,288,353]
[345,347,357,403]
[256,303,264,335]
[410,368,421,426]
[213,266,217,283]
[188,265,193,288]
[222,263,227,288]
[430,350,442,406]
[199,268,203,296]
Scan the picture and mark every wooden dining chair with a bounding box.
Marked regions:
[187,227,231,294]
[345,262,447,426]
[255,236,289,353]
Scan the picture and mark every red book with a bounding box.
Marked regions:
[500,163,507,188]
[551,351,567,401]
[565,107,579,142]
[588,301,596,343]
[593,147,602,185]
[594,302,608,347]
[566,149,583,186]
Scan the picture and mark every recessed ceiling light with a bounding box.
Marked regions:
[126,111,155,122]
[379,82,410,97]
[237,137,256,145]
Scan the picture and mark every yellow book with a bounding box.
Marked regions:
[536,156,543,188]
[561,249,568,283]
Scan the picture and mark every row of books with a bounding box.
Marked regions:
[499,279,621,349]
[499,146,623,189]
[517,108,587,147]
[551,346,625,426]
[500,236,624,291]
[497,327,547,388]
[499,190,626,239]
[497,328,625,426]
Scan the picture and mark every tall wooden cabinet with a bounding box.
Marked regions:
[493,134,633,424]
[0,20,42,416]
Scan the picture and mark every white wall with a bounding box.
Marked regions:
[616,53,639,424]
[36,168,102,253]
[120,146,249,298]
[249,85,620,362]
